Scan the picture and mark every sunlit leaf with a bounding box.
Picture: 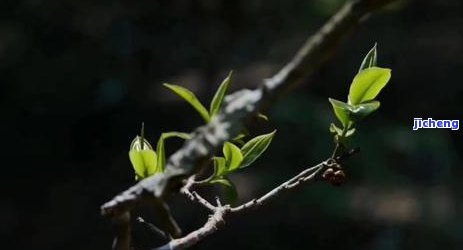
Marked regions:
[129,136,157,179]
[213,156,227,177]
[257,113,269,121]
[348,67,391,105]
[223,142,243,172]
[156,132,191,173]
[163,83,210,122]
[210,177,238,204]
[210,177,233,187]
[345,128,356,137]
[231,133,246,146]
[161,132,191,140]
[240,130,276,168]
[328,98,352,128]
[349,100,381,122]
[329,123,343,135]
[129,150,145,178]
[358,43,377,72]
[209,71,232,118]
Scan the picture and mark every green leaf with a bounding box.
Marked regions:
[156,132,191,173]
[163,83,210,122]
[231,133,246,146]
[223,142,243,172]
[141,150,157,176]
[240,130,276,168]
[257,113,269,121]
[232,133,246,141]
[210,177,233,187]
[358,43,377,72]
[329,123,343,135]
[328,98,353,128]
[130,135,154,151]
[210,177,238,204]
[209,71,232,118]
[129,150,145,178]
[348,67,391,105]
[156,137,166,173]
[129,136,158,179]
[345,128,356,137]
[349,100,381,122]
[161,132,191,140]
[213,156,227,177]
[329,123,356,142]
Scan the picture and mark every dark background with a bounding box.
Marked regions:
[1,0,462,249]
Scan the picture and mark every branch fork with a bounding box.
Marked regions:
[102,0,395,249]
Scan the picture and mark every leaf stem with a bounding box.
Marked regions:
[331,121,353,159]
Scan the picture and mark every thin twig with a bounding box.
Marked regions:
[111,212,131,250]
[102,1,397,249]
[101,0,395,220]
[230,163,325,212]
[137,217,170,241]
[154,207,228,250]
[181,176,216,211]
[160,160,326,250]
[192,192,216,211]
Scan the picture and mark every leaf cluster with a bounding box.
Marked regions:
[129,125,191,180]
[329,44,391,144]
[128,72,275,200]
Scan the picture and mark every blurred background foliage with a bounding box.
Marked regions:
[1,0,463,249]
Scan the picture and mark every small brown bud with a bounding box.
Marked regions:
[331,170,346,186]
[322,168,335,180]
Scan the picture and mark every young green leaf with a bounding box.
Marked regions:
[213,156,227,177]
[240,130,276,168]
[257,113,269,121]
[328,98,353,128]
[156,132,191,173]
[345,128,356,137]
[329,123,343,135]
[231,133,246,146]
[232,133,246,140]
[140,150,157,176]
[349,100,381,122]
[223,142,243,172]
[129,149,146,178]
[358,43,377,72]
[161,132,191,140]
[210,177,238,203]
[210,177,233,187]
[156,137,166,174]
[209,71,232,118]
[163,83,210,122]
[348,67,391,105]
[129,136,158,179]
[329,123,356,142]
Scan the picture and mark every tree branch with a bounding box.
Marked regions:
[262,0,394,100]
[101,1,396,248]
[137,217,170,241]
[154,206,228,250]
[111,212,131,250]
[155,159,331,250]
[101,0,394,219]
[230,163,325,212]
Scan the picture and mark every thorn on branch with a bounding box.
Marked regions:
[137,217,170,240]
[215,196,222,207]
